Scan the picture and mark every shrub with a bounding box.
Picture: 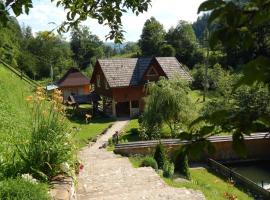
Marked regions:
[173,149,190,180]
[140,156,158,170]
[130,128,139,135]
[163,161,174,178]
[17,88,76,181]
[154,143,167,169]
[0,178,50,200]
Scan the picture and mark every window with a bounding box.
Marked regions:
[97,74,101,87]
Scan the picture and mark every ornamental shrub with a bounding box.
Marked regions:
[173,149,190,180]
[17,88,76,181]
[0,178,50,200]
[140,156,158,170]
[163,161,174,178]
[154,143,167,169]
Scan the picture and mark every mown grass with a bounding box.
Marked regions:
[70,116,115,148]
[128,156,252,200]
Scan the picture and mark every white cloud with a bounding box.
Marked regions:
[17,0,205,42]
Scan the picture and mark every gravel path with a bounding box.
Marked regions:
[77,119,205,200]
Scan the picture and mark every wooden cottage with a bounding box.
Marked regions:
[90,57,192,117]
[57,68,91,101]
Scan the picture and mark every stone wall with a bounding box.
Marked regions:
[114,133,270,161]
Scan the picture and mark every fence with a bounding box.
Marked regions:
[0,59,39,87]
[208,158,270,199]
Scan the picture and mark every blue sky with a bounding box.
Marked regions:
[17,0,205,42]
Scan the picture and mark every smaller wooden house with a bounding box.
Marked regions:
[57,68,91,101]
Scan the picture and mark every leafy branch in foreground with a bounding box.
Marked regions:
[1,0,152,42]
[198,0,270,86]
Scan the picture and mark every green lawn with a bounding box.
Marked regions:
[128,156,252,200]
[70,117,115,148]
[119,118,140,142]
[163,169,252,200]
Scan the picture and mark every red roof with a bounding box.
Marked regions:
[57,68,90,87]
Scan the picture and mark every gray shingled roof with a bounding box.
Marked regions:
[98,57,191,88]
[155,57,193,81]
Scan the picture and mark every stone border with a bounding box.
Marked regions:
[50,176,76,200]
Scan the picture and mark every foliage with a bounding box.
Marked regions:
[17,88,76,181]
[139,17,166,56]
[200,83,270,156]
[192,63,233,91]
[141,78,194,139]
[0,17,22,66]
[1,0,151,42]
[192,14,210,45]
[162,161,174,178]
[140,156,158,170]
[70,26,104,69]
[154,143,167,169]
[0,178,50,200]
[159,44,176,57]
[173,148,190,180]
[198,0,270,85]
[166,20,204,68]
[121,42,140,55]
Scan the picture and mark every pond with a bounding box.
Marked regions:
[226,161,270,190]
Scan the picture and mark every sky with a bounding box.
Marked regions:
[17,0,205,42]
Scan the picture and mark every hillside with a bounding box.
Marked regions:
[0,65,32,157]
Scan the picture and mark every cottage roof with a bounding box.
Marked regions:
[96,57,192,88]
[57,67,90,87]
[97,58,152,88]
[155,57,192,81]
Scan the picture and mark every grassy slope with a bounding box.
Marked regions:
[0,65,32,157]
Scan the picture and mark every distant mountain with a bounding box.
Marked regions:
[104,42,127,50]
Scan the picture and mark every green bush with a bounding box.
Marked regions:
[173,149,190,180]
[154,143,166,169]
[0,178,50,200]
[140,156,158,170]
[163,161,174,178]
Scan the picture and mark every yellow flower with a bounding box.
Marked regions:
[26,95,33,102]
[37,96,45,101]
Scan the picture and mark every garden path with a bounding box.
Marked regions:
[77,118,205,200]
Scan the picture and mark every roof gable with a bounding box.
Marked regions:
[57,68,90,87]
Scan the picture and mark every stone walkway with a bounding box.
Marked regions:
[77,119,205,200]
